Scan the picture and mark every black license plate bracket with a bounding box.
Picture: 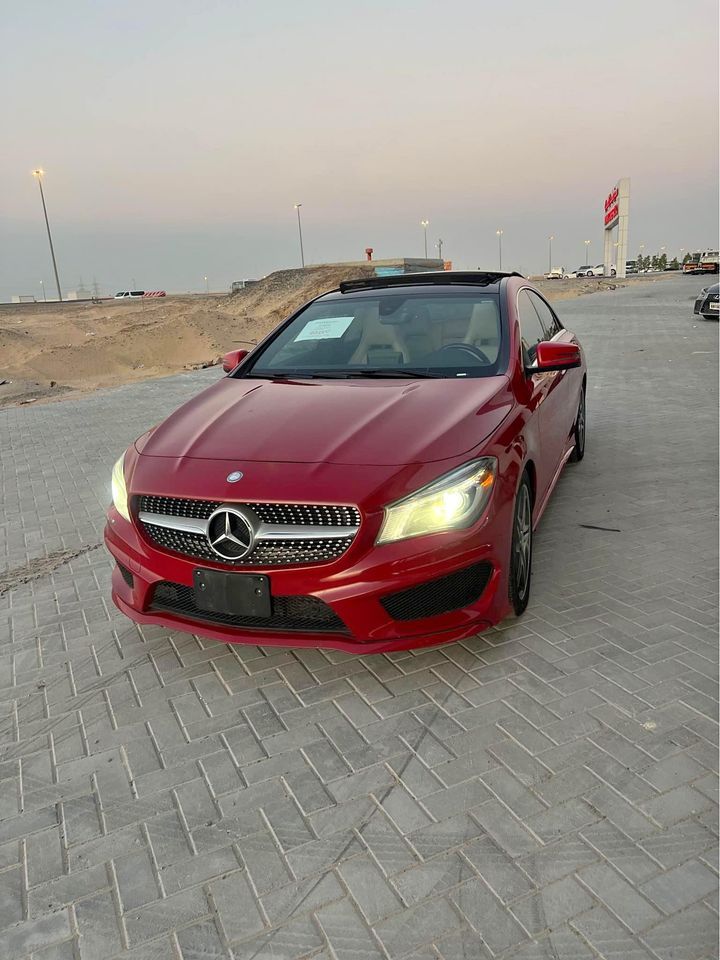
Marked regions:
[193,569,271,618]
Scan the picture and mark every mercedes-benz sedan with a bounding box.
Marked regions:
[105,271,587,653]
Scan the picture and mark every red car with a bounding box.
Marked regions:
[106,271,586,653]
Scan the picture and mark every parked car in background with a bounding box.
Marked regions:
[106,270,587,653]
[589,264,617,277]
[544,267,567,280]
[114,290,166,299]
[625,260,638,274]
[694,282,719,320]
[575,266,594,277]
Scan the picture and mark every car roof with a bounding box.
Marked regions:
[318,270,524,301]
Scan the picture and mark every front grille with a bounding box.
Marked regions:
[141,523,355,566]
[380,562,492,621]
[135,495,360,567]
[150,581,348,634]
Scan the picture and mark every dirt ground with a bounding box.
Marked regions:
[0,267,673,407]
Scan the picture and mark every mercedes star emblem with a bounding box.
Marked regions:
[226,471,244,483]
[206,506,254,561]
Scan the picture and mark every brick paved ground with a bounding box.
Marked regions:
[0,274,717,959]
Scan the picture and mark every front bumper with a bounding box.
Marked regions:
[695,296,719,316]
[104,502,511,654]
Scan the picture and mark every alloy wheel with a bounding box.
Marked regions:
[513,483,532,601]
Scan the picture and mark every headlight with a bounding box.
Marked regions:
[377,458,497,545]
[111,453,131,521]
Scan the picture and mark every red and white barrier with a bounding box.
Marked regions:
[143,291,166,298]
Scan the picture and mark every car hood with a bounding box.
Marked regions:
[137,375,513,466]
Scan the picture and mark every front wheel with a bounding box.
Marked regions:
[509,473,533,616]
[569,384,586,462]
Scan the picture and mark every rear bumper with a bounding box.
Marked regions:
[104,504,510,653]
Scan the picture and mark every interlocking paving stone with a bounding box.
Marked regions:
[0,277,717,957]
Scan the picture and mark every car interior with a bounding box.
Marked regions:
[260,297,502,372]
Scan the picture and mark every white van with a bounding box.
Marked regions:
[114,290,145,299]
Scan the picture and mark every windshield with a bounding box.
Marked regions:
[243,292,504,379]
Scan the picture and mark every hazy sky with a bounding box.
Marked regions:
[2,0,718,299]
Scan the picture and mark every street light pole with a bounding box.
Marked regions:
[496,229,503,270]
[40,280,46,302]
[32,169,62,301]
[548,235,554,274]
[437,238,443,261]
[584,239,591,266]
[421,220,429,259]
[204,276,209,295]
[294,204,305,268]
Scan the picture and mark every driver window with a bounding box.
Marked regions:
[517,291,546,362]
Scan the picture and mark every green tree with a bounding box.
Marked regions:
[651,255,658,270]
[658,253,668,271]
[668,257,679,271]
[683,252,692,264]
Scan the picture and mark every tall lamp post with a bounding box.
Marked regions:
[40,280,46,302]
[584,239,591,266]
[32,169,62,301]
[496,229,504,270]
[436,238,444,261]
[548,235,554,274]
[421,220,429,259]
[294,203,305,268]
[204,276,209,295]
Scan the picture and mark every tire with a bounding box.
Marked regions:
[569,383,586,462]
[702,313,719,322]
[611,269,617,277]
[509,473,533,617]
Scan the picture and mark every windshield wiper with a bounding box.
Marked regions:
[344,368,441,379]
[247,369,441,381]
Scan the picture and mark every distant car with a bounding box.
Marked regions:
[575,267,594,278]
[625,260,638,275]
[694,282,719,320]
[115,291,145,299]
[586,265,617,277]
[544,268,567,280]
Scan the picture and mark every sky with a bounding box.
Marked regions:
[1,0,718,299]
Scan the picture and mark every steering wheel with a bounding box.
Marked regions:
[436,342,491,364]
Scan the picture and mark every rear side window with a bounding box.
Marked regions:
[527,291,562,338]
[517,291,546,360]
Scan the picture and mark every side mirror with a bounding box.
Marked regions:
[222,349,249,373]
[531,341,581,373]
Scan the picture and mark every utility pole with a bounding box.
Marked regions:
[548,235,554,274]
[496,229,504,270]
[32,169,62,301]
[294,204,305,267]
[421,220,429,259]
[437,238,443,261]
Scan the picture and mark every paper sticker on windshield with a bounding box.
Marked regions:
[295,317,354,341]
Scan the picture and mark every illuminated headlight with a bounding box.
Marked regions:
[377,458,497,545]
[111,453,131,521]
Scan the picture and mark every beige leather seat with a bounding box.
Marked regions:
[349,304,409,365]
[401,304,441,361]
[464,301,500,361]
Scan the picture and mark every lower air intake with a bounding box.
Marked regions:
[380,562,492,621]
[150,581,348,634]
